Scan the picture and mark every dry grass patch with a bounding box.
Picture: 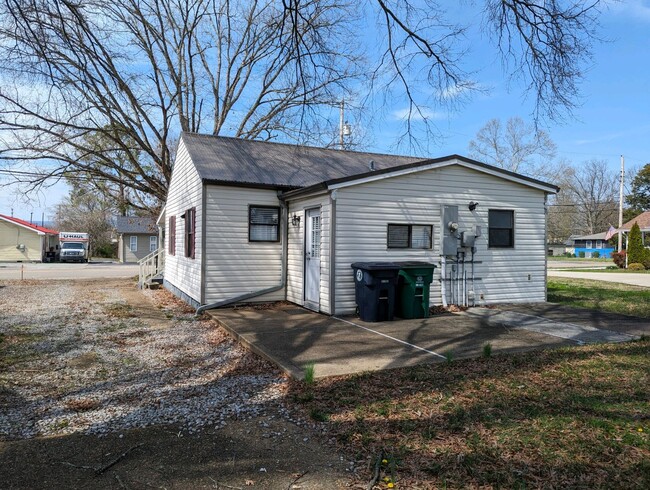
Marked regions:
[290,340,650,489]
[103,302,136,318]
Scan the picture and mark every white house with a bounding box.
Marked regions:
[160,133,559,315]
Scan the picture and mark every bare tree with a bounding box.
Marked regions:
[0,0,604,212]
[468,117,557,179]
[564,159,618,235]
[0,0,362,212]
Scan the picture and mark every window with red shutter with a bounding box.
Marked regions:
[184,208,196,259]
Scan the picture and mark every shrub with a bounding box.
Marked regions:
[643,251,650,270]
[627,223,645,264]
[592,251,600,258]
[579,251,585,258]
[612,250,626,268]
[628,262,645,271]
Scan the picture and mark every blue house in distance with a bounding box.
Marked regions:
[569,232,615,258]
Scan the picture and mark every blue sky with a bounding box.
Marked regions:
[1,1,648,221]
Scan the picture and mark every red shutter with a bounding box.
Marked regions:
[168,216,176,255]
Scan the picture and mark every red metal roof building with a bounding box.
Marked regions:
[0,214,59,262]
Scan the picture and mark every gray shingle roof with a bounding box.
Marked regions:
[114,216,157,234]
[180,133,423,188]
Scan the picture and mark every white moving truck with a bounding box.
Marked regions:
[59,232,90,263]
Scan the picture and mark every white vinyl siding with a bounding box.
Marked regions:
[286,194,331,313]
[203,185,284,304]
[162,137,203,304]
[333,164,548,314]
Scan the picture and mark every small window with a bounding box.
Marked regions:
[249,206,280,242]
[586,240,592,249]
[168,216,176,256]
[184,207,196,259]
[129,236,137,252]
[150,236,158,252]
[387,224,432,249]
[596,240,602,249]
[488,210,514,248]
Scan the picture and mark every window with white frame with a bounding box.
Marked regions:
[150,236,158,252]
[249,206,280,242]
[586,240,592,249]
[129,236,137,252]
[596,240,602,249]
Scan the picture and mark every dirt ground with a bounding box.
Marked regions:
[0,279,352,489]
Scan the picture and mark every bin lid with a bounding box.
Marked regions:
[351,261,401,271]
[396,261,436,269]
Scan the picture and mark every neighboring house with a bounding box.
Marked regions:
[160,133,559,313]
[568,232,615,258]
[547,243,567,256]
[619,210,650,246]
[0,215,59,262]
[115,216,159,263]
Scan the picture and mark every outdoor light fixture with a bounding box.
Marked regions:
[468,201,479,211]
[291,213,301,226]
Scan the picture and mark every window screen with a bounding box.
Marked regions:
[249,206,280,242]
[488,210,514,248]
[387,224,432,249]
[387,224,409,248]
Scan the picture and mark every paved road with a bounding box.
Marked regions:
[548,270,650,288]
[0,262,139,280]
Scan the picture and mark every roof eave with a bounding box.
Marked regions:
[202,178,299,192]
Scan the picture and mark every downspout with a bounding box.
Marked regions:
[195,195,288,316]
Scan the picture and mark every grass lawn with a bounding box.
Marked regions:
[548,256,611,262]
[558,268,650,274]
[548,278,650,318]
[291,340,650,489]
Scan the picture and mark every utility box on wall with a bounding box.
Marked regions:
[442,205,459,256]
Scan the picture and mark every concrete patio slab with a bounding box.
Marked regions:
[208,303,573,379]
[464,308,638,345]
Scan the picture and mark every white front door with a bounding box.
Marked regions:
[304,208,321,310]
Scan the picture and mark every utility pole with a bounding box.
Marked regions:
[618,155,624,252]
[339,99,344,149]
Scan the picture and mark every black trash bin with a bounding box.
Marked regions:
[395,261,436,319]
[351,262,401,322]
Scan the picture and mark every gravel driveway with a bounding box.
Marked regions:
[0,279,351,488]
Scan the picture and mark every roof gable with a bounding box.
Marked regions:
[114,216,158,234]
[620,210,650,231]
[0,214,58,235]
[282,155,559,199]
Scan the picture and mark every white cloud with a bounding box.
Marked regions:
[438,81,479,100]
[392,107,447,121]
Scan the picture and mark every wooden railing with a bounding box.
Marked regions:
[138,247,165,288]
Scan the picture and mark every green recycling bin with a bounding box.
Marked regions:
[396,261,436,319]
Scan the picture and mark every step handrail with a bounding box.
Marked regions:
[138,247,165,287]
